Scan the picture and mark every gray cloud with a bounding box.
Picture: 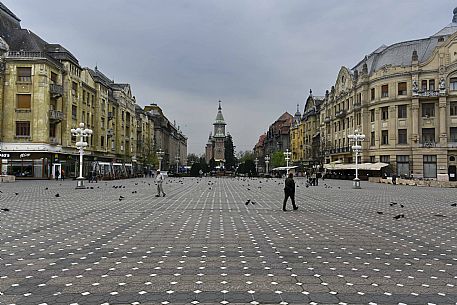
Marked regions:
[4,0,456,153]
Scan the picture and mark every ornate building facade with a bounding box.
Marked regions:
[205,102,227,166]
[0,2,186,178]
[314,7,457,181]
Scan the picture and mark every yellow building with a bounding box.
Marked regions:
[320,7,457,181]
[0,3,186,178]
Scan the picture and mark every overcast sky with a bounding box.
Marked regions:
[3,1,456,154]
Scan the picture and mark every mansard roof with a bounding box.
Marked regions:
[352,8,457,76]
[0,2,20,22]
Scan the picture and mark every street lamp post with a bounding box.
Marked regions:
[265,155,270,175]
[71,122,92,189]
[175,154,180,174]
[254,158,259,173]
[157,149,165,171]
[284,149,292,174]
[348,129,365,189]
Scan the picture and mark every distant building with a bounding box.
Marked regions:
[206,102,227,166]
[263,112,293,156]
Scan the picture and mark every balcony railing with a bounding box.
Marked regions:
[335,110,347,118]
[6,51,47,58]
[323,116,331,123]
[107,128,114,137]
[353,102,362,110]
[414,90,440,97]
[419,141,436,148]
[49,110,64,122]
[108,112,114,120]
[49,84,63,98]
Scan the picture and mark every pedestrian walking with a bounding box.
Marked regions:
[61,168,65,181]
[155,170,166,197]
[283,172,298,211]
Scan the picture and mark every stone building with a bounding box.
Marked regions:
[0,2,186,178]
[263,112,293,156]
[205,102,227,167]
[290,91,324,167]
[318,7,457,181]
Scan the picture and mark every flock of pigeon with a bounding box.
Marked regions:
[1,177,456,220]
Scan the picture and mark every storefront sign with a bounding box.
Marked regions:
[0,153,10,158]
[20,153,31,158]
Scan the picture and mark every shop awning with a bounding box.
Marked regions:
[272,166,298,171]
[323,162,389,171]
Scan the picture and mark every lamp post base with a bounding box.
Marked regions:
[352,178,361,189]
[76,177,86,189]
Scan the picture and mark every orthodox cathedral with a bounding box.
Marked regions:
[205,102,227,166]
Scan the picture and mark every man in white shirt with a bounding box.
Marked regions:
[155,170,166,197]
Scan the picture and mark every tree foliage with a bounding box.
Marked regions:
[271,151,286,168]
[224,134,236,170]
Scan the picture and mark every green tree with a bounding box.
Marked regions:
[209,158,216,171]
[224,134,236,170]
[190,163,201,177]
[271,151,286,168]
[239,150,255,163]
[187,153,199,165]
[199,157,209,173]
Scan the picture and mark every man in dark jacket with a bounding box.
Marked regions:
[283,173,298,211]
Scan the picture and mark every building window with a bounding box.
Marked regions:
[17,67,32,83]
[398,105,407,118]
[381,107,389,120]
[371,88,375,101]
[72,105,77,120]
[101,136,105,147]
[450,102,457,116]
[17,94,31,109]
[16,121,30,137]
[422,128,435,143]
[421,103,435,117]
[451,78,457,91]
[398,82,407,95]
[380,155,390,163]
[429,79,435,91]
[421,80,428,91]
[396,155,410,177]
[370,109,375,122]
[381,85,389,98]
[370,156,376,163]
[423,155,437,178]
[51,72,58,83]
[370,131,375,146]
[381,130,389,145]
[72,81,78,96]
[398,129,407,144]
[450,127,457,142]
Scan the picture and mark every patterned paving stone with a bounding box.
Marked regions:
[1,177,457,304]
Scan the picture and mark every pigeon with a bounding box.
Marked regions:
[390,202,397,206]
[251,201,256,205]
[434,214,446,217]
[393,214,403,219]
[245,200,251,205]
[451,203,457,207]
[400,204,404,208]
[14,192,18,196]
[55,194,60,198]
[45,187,48,190]
[377,211,383,214]
[1,208,9,212]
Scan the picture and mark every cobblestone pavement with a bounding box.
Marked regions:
[1,177,457,305]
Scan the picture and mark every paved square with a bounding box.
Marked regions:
[1,177,457,305]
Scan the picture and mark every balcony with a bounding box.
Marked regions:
[49,109,64,122]
[353,102,362,111]
[107,128,114,137]
[335,110,347,118]
[323,116,331,124]
[414,90,440,97]
[108,112,114,120]
[49,137,59,145]
[49,84,63,98]
[137,125,142,132]
[419,141,436,148]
